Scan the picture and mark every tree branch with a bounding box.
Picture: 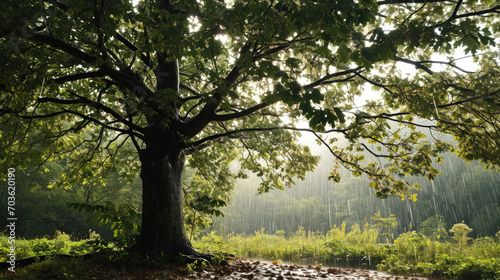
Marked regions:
[43,0,67,11]
[179,83,205,102]
[213,102,269,121]
[395,57,434,75]
[37,92,145,134]
[255,38,313,60]
[310,131,385,178]
[190,126,345,148]
[448,0,464,21]
[377,0,449,5]
[304,68,363,89]
[29,33,98,64]
[115,33,153,68]
[452,4,500,20]
[53,70,107,83]
[62,109,143,138]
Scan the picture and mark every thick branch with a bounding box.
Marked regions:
[53,70,107,83]
[304,68,363,89]
[190,126,345,148]
[115,33,153,68]
[377,0,448,4]
[29,34,97,64]
[448,0,464,21]
[101,66,154,100]
[395,57,434,75]
[452,5,500,20]
[213,102,269,121]
[178,43,255,137]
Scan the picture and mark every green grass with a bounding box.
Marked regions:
[0,230,111,263]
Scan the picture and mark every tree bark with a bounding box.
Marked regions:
[132,0,207,257]
[135,143,196,257]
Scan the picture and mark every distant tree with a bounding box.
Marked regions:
[419,215,447,241]
[1,0,499,259]
[450,222,473,253]
[371,212,398,243]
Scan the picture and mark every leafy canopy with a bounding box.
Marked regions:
[0,0,499,202]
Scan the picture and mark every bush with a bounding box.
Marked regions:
[416,255,500,280]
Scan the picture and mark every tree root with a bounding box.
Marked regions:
[182,245,230,267]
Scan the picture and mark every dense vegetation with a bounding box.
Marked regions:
[194,221,500,279]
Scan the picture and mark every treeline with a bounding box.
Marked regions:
[212,146,500,239]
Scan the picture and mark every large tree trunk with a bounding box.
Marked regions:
[135,145,196,257]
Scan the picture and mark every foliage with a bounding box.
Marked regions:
[419,215,448,241]
[450,223,473,253]
[2,221,499,279]
[195,220,500,280]
[0,155,142,240]
[195,226,384,269]
[67,201,141,248]
[0,231,111,263]
[421,255,500,280]
[371,212,397,243]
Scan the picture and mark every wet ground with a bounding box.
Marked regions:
[188,258,430,280]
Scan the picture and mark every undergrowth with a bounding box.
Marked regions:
[0,230,111,263]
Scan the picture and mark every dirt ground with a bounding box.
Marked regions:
[177,258,431,280]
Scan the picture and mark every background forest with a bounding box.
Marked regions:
[212,143,500,240]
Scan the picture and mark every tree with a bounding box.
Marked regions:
[1,0,499,258]
[450,222,473,253]
[419,215,447,240]
[371,212,398,243]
